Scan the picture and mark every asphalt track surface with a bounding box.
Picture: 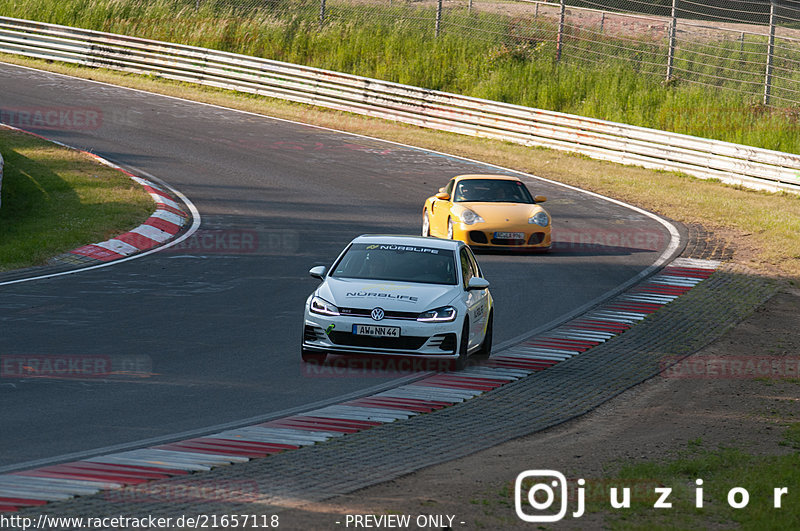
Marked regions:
[0,62,677,470]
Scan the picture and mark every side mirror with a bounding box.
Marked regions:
[467,277,490,291]
[309,265,327,279]
[534,195,547,203]
[435,192,451,201]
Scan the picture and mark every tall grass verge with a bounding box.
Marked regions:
[2,0,799,153]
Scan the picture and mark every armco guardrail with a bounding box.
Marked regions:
[1,16,799,193]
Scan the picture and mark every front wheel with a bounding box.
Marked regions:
[422,210,431,237]
[452,319,470,371]
[475,311,493,359]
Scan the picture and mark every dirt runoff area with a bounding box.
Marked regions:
[277,283,800,529]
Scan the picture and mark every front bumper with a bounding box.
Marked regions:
[452,222,551,249]
[303,313,460,359]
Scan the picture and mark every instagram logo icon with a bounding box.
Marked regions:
[515,470,584,522]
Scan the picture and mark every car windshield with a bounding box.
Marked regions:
[331,243,458,285]
[454,179,534,203]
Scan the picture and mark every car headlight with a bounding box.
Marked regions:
[528,211,549,226]
[460,209,485,225]
[417,306,457,322]
[310,296,340,316]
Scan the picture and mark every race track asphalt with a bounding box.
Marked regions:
[0,62,678,470]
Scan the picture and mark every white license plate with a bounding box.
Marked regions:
[494,231,525,239]
[353,324,400,337]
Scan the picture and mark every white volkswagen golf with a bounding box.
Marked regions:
[302,235,493,370]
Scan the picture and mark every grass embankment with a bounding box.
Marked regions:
[580,419,800,530]
[2,0,800,153]
[0,128,154,271]
[600,445,800,529]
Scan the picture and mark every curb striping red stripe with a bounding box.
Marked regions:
[145,217,181,235]
[344,399,435,413]
[157,204,188,218]
[491,356,559,366]
[525,343,590,353]
[142,185,174,201]
[14,469,149,485]
[412,380,497,392]
[286,416,382,428]
[570,323,629,332]
[194,438,301,451]
[115,232,160,251]
[605,304,660,313]
[82,462,190,476]
[153,444,274,458]
[637,286,691,295]
[664,267,715,277]
[349,396,453,408]
[70,244,125,262]
[260,420,362,434]
[41,463,172,480]
[425,375,511,385]
[537,337,600,346]
[526,338,593,347]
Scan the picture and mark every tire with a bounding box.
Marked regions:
[452,319,470,371]
[447,218,454,240]
[422,210,431,237]
[301,348,327,365]
[475,310,493,359]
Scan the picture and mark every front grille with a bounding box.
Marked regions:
[304,325,325,341]
[528,232,546,244]
[437,333,457,352]
[491,237,527,246]
[339,308,419,320]
[328,332,428,350]
[469,231,488,244]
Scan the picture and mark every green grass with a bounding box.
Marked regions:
[600,445,800,529]
[0,128,154,271]
[2,0,800,153]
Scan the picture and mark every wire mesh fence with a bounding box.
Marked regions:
[6,0,798,108]
[161,0,799,108]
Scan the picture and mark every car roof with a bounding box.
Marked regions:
[351,234,462,251]
[453,174,523,182]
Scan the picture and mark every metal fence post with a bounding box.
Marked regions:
[666,0,677,80]
[556,0,565,62]
[436,0,443,37]
[764,0,776,106]
[319,0,326,25]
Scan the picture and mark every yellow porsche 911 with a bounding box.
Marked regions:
[422,174,551,251]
